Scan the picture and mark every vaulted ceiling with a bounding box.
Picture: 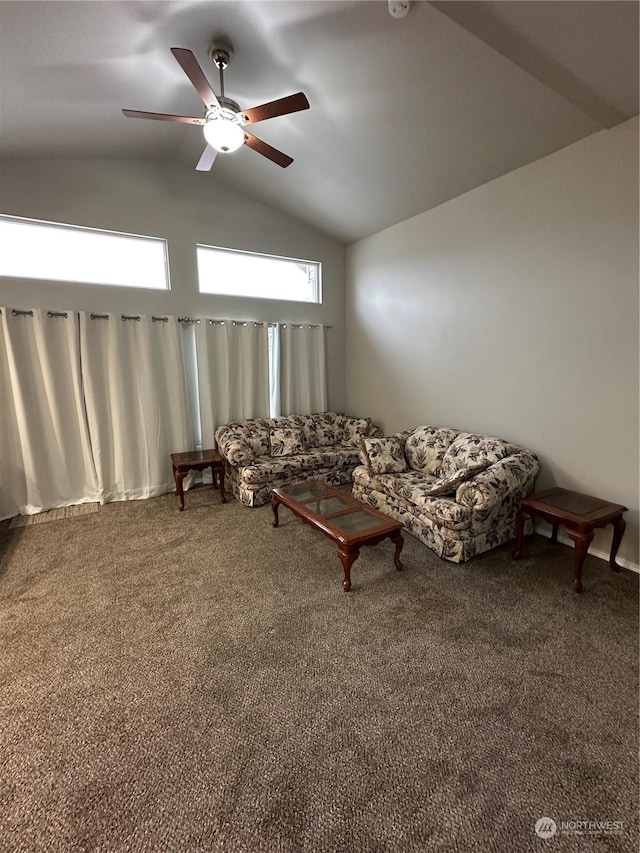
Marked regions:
[1,1,638,243]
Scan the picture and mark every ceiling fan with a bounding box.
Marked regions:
[122,43,309,171]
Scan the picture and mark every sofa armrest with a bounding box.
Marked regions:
[455,450,539,510]
[215,429,255,467]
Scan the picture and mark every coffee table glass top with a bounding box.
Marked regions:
[275,481,393,535]
[279,482,331,501]
[330,510,387,535]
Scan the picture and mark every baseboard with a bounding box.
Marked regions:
[534,521,639,574]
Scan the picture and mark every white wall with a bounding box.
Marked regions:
[346,117,639,568]
[0,157,346,411]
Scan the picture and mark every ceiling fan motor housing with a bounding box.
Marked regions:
[209,40,233,70]
[217,97,242,115]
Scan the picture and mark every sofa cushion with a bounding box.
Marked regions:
[353,466,435,496]
[364,474,471,529]
[270,426,306,457]
[360,436,408,476]
[384,463,488,509]
[405,462,491,498]
[342,417,372,446]
[404,426,459,475]
[440,433,516,479]
[302,412,343,447]
[239,448,361,485]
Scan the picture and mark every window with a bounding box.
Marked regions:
[0,214,170,290]
[196,244,321,303]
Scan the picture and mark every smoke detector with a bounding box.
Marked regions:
[389,1,411,18]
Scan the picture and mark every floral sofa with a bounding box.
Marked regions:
[354,426,539,563]
[215,412,382,507]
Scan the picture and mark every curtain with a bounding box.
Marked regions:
[0,308,99,519]
[0,309,326,519]
[195,320,270,447]
[273,323,327,416]
[79,313,193,502]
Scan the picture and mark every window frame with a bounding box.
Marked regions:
[0,213,171,291]
[195,243,322,304]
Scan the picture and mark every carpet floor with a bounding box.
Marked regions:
[9,503,100,529]
[0,486,637,853]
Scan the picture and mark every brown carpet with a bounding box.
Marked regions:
[9,503,99,529]
[0,487,637,852]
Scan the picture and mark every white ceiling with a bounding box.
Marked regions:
[0,1,638,244]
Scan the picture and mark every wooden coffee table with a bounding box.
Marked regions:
[171,449,227,511]
[512,487,627,593]
[271,481,404,592]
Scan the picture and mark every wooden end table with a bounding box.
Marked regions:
[170,449,227,512]
[512,487,626,593]
[271,481,404,592]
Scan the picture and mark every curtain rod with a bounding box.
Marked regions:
[180,318,333,328]
[200,319,333,329]
[1,309,333,329]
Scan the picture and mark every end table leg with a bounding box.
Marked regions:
[550,523,559,543]
[567,529,594,593]
[610,516,625,573]
[215,465,228,504]
[175,471,186,511]
[391,530,404,571]
[338,547,358,592]
[512,509,528,559]
[272,498,280,528]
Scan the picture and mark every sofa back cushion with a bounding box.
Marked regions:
[404,426,459,475]
[269,426,306,457]
[439,433,517,479]
[292,412,341,447]
[341,416,372,446]
[219,413,379,462]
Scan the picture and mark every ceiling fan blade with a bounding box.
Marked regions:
[195,145,218,172]
[243,132,293,168]
[122,109,205,125]
[241,93,310,126]
[170,47,220,109]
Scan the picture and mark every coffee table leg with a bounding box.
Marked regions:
[610,516,625,573]
[566,528,594,593]
[338,546,358,592]
[391,530,404,571]
[272,497,281,528]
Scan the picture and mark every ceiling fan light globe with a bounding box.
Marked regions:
[203,117,244,153]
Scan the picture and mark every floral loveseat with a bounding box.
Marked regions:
[215,412,382,507]
[354,426,539,563]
